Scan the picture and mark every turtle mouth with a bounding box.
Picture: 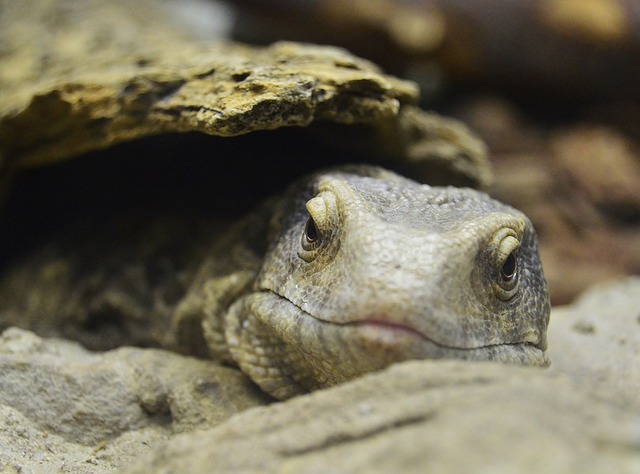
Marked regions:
[349,318,546,349]
[350,319,429,339]
[344,318,549,367]
[260,290,549,367]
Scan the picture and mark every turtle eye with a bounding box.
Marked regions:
[501,252,517,282]
[304,216,319,243]
[491,232,521,301]
[301,213,321,255]
[299,194,332,261]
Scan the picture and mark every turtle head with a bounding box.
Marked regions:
[229,167,550,399]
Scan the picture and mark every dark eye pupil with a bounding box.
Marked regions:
[501,253,517,281]
[305,216,319,243]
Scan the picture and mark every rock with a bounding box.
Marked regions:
[548,277,640,405]
[0,327,270,472]
[0,404,168,474]
[122,360,640,474]
[0,0,493,191]
[0,0,417,170]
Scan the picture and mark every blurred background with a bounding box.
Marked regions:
[223,0,640,304]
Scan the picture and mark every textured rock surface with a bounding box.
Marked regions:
[122,360,640,474]
[0,0,487,189]
[0,0,491,211]
[0,405,168,474]
[0,0,416,167]
[548,277,640,405]
[0,327,269,473]
[551,126,640,220]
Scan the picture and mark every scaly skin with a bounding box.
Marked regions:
[0,165,550,399]
[176,166,550,399]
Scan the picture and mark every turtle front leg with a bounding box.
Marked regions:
[172,270,255,360]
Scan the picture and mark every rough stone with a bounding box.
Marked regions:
[0,0,492,208]
[0,327,269,473]
[122,360,640,474]
[0,0,420,169]
[0,22,415,169]
[0,404,168,474]
[548,277,640,405]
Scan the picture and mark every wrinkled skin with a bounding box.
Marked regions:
[179,166,550,399]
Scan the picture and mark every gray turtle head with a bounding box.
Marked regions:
[251,167,550,393]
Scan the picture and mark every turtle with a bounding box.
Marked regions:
[0,0,549,400]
